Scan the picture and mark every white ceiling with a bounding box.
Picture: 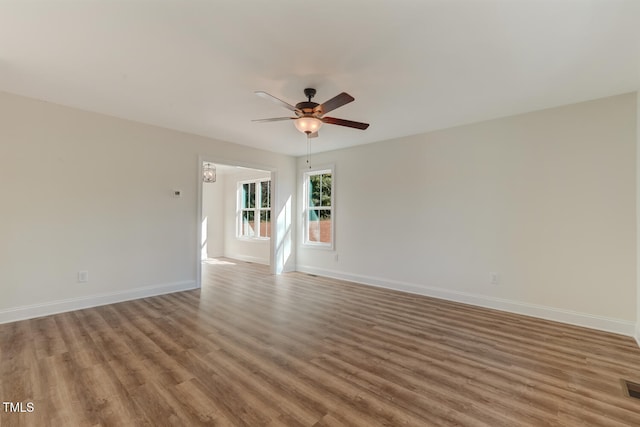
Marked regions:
[1,0,638,156]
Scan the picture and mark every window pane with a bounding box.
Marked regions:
[241,211,255,237]
[261,181,270,208]
[308,173,331,208]
[259,210,271,238]
[320,208,331,220]
[309,174,319,207]
[241,183,256,209]
[321,173,331,207]
[242,183,249,209]
[248,183,256,208]
[308,209,331,243]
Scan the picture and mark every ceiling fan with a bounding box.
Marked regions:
[252,88,369,138]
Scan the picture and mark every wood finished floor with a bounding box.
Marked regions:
[2,259,640,426]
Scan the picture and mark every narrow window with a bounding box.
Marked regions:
[238,179,271,239]
[304,168,333,247]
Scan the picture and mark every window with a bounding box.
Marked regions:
[304,168,333,247]
[238,179,271,239]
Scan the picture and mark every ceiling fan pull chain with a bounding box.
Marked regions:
[306,134,311,169]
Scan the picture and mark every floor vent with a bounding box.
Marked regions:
[623,380,640,399]
[307,273,317,277]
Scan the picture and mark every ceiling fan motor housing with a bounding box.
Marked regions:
[296,88,319,116]
[295,101,319,116]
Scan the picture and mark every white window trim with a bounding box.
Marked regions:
[302,166,335,250]
[237,178,271,240]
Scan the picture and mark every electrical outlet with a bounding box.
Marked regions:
[78,270,89,283]
[490,272,499,285]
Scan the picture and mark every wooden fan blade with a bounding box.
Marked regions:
[322,116,370,130]
[315,92,355,115]
[255,91,299,112]
[252,117,295,122]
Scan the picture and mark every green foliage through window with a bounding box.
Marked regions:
[308,173,331,208]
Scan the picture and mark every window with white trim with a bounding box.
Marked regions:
[303,168,333,247]
[238,179,271,239]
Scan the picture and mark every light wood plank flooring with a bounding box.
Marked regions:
[2,259,640,426]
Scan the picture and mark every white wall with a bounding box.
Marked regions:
[0,91,296,323]
[223,169,271,264]
[1,89,636,336]
[297,93,637,335]
[636,90,640,344]
[202,173,225,259]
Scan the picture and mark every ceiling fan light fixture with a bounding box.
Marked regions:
[294,117,323,135]
[254,89,368,137]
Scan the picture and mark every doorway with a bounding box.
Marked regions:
[198,160,275,287]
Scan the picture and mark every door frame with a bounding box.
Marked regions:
[196,155,278,289]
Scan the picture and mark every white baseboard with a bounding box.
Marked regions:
[635,325,640,347]
[0,280,197,325]
[296,265,635,337]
